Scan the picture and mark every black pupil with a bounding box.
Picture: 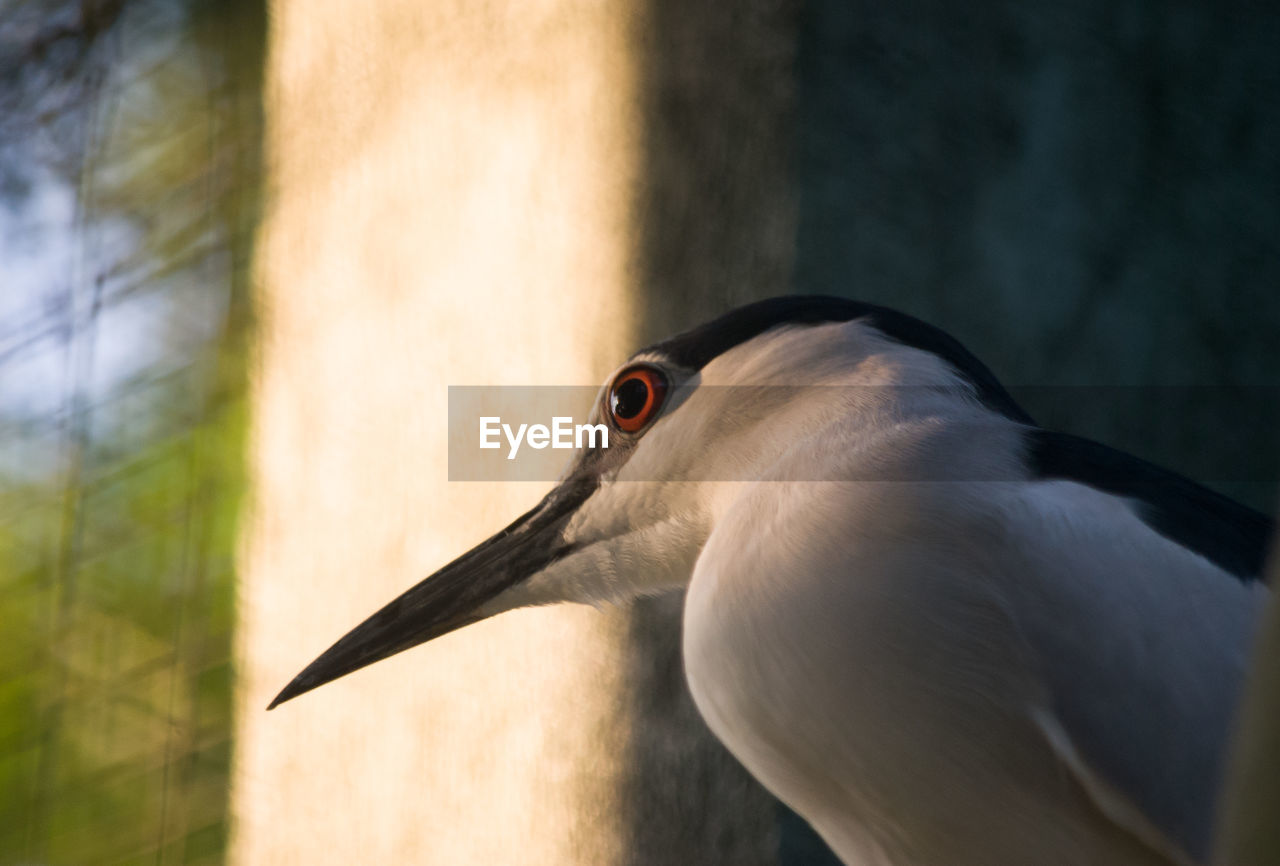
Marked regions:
[612,377,649,419]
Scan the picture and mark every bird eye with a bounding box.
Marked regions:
[608,365,668,433]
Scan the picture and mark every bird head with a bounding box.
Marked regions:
[268,296,1022,709]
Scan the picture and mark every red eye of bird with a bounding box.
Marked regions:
[608,365,668,433]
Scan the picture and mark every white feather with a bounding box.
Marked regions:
[487,319,1269,865]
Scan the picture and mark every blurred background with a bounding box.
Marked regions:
[0,1,1275,864]
[1,1,260,862]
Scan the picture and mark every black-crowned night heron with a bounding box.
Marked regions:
[270,296,1273,866]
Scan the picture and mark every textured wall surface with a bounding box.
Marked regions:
[233,1,800,864]
[235,2,643,863]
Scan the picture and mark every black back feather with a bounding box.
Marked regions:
[648,296,1275,582]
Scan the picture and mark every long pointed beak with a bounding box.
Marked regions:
[267,476,597,710]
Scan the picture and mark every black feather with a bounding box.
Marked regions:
[650,295,1275,583]
[1028,429,1274,582]
[646,295,1034,424]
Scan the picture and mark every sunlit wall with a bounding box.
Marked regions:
[232,1,796,863]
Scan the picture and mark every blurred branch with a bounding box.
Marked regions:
[0,0,126,197]
[10,0,126,67]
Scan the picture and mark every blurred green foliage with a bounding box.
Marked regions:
[0,0,262,862]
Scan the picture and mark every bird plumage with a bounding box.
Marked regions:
[272,296,1274,866]
[665,316,1266,864]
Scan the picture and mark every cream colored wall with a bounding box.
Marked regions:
[234,3,641,863]
[233,1,797,863]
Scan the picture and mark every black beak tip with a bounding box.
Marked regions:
[266,673,312,711]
